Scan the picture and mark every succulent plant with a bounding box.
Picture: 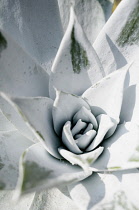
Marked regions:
[0,0,139,209]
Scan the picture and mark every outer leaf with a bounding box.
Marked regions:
[68,169,139,209]
[0,0,63,72]
[120,84,139,125]
[0,130,32,190]
[0,109,16,132]
[1,94,62,159]
[82,65,128,122]
[0,30,48,141]
[0,30,49,97]
[0,191,35,210]
[0,96,36,143]
[16,143,91,196]
[59,146,104,172]
[58,0,111,44]
[94,0,139,86]
[49,7,104,99]
[29,188,78,210]
[91,122,139,171]
[53,90,90,135]
[86,114,115,152]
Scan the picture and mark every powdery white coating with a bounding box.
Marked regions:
[94,0,139,87]
[49,7,104,99]
[0,0,63,73]
[0,190,35,210]
[30,187,79,210]
[0,110,16,132]
[58,0,110,44]
[16,143,91,195]
[0,30,49,98]
[11,96,62,159]
[53,90,90,135]
[0,130,32,190]
[68,169,139,210]
[92,122,139,171]
[59,146,103,172]
[83,64,128,122]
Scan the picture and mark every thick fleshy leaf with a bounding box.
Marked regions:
[49,7,104,99]
[0,191,35,210]
[0,30,49,97]
[53,90,90,135]
[58,0,112,44]
[82,65,128,122]
[91,122,139,171]
[29,187,78,210]
[68,169,139,209]
[0,96,36,142]
[0,130,32,190]
[94,0,139,85]
[2,94,62,159]
[62,121,82,154]
[86,114,115,152]
[73,106,98,130]
[71,119,87,136]
[59,146,104,172]
[16,143,91,196]
[120,84,139,124]
[0,0,63,72]
[0,109,16,132]
[76,130,97,150]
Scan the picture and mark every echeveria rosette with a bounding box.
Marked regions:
[0,0,139,209]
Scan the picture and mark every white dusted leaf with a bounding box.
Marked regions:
[82,64,128,122]
[59,146,104,172]
[86,114,115,152]
[0,95,37,143]
[0,191,35,210]
[62,121,82,154]
[0,130,32,190]
[58,0,112,44]
[1,93,62,159]
[0,30,49,97]
[94,0,139,86]
[16,143,91,196]
[0,0,63,72]
[53,90,90,135]
[29,188,78,210]
[92,122,139,171]
[68,169,139,210]
[49,7,104,99]
[0,109,16,132]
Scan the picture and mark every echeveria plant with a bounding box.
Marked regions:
[0,0,139,209]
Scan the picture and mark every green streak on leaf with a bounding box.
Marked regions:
[108,166,121,170]
[0,157,4,170]
[22,161,52,191]
[70,27,89,74]
[0,32,7,54]
[128,146,139,162]
[17,108,27,122]
[87,158,94,164]
[117,3,139,47]
[0,181,5,190]
[36,131,45,141]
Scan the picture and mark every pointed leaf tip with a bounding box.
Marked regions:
[49,7,104,99]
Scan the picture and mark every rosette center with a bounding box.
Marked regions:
[62,106,99,153]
